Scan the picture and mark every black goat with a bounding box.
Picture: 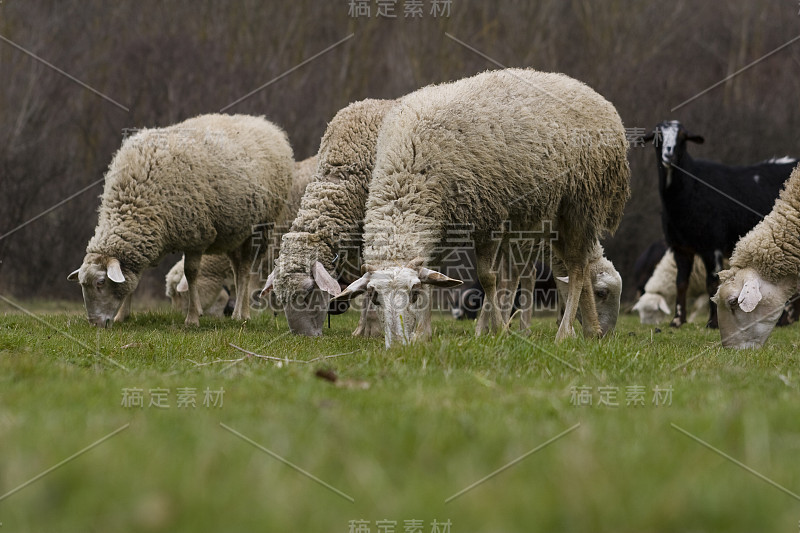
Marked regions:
[644,120,796,328]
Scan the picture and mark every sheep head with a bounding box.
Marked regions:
[713,267,795,349]
[262,261,340,337]
[334,258,462,349]
[68,253,140,328]
[632,293,671,325]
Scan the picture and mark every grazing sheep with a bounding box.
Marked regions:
[261,99,396,337]
[166,155,319,316]
[335,69,631,347]
[643,120,796,328]
[165,255,234,317]
[68,114,294,327]
[632,250,709,325]
[714,165,800,348]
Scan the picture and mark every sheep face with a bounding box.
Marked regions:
[68,254,139,328]
[281,274,330,337]
[262,260,341,337]
[592,261,622,334]
[335,264,462,349]
[647,120,704,168]
[714,267,792,349]
[632,293,671,324]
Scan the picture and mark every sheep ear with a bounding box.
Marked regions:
[642,131,655,143]
[632,298,643,311]
[687,134,704,144]
[556,276,569,284]
[658,296,671,315]
[260,268,276,298]
[313,261,341,296]
[418,267,462,288]
[334,274,370,301]
[68,269,80,282]
[107,259,125,283]
[738,273,763,313]
[176,276,189,293]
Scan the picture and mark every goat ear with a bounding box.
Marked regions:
[107,258,125,283]
[418,267,462,288]
[68,269,80,282]
[177,276,189,293]
[642,131,655,143]
[334,274,370,301]
[687,134,704,144]
[260,268,276,298]
[313,261,341,296]
[738,272,763,313]
[658,296,671,315]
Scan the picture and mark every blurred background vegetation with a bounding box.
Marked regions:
[2,0,800,302]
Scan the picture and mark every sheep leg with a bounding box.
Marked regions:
[518,263,536,332]
[578,270,602,338]
[556,262,585,342]
[413,286,434,342]
[183,252,203,327]
[700,253,720,329]
[229,242,253,321]
[114,293,132,323]
[352,293,382,337]
[475,241,504,335]
[498,254,521,326]
[669,249,694,328]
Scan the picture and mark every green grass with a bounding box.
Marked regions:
[1,303,800,532]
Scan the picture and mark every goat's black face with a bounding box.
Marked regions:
[646,120,704,168]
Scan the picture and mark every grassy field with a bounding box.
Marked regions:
[1,300,799,533]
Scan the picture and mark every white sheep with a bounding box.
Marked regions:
[335,69,631,347]
[164,155,319,316]
[261,99,396,337]
[68,114,294,327]
[632,250,710,325]
[165,255,233,317]
[714,164,800,348]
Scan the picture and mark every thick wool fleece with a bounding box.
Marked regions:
[273,99,396,302]
[283,155,318,224]
[729,165,800,282]
[363,68,630,269]
[87,114,294,272]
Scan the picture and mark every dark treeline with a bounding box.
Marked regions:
[2,0,799,302]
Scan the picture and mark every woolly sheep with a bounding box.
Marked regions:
[632,250,709,325]
[68,114,294,327]
[165,155,319,316]
[714,164,800,348]
[165,255,233,317]
[262,99,396,337]
[335,69,631,347]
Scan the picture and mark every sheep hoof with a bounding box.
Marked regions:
[184,316,200,327]
[669,318,683,328]
[705,319,718,329]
